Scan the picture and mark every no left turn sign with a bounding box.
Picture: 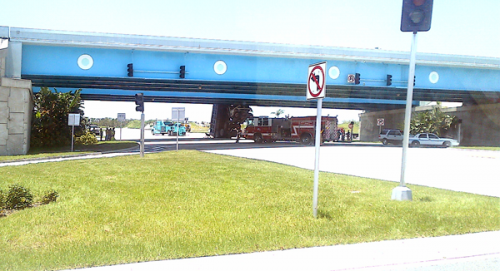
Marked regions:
[307,62,327,100]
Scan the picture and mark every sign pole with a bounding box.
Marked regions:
[307,61,326,218]
[176,123,179,151]
[71,125,75,152]
[117,113,126,141]
[172,107,185,151]
[68,113,80,152]
[313,98,323,218]
[392,32,417,201]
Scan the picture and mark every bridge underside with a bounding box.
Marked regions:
[23,75,500,112]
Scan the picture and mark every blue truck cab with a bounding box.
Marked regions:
[151,120,172,136]
[170,123,187,136]
[151,121,186,136]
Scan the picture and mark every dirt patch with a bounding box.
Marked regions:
[0,202,45,218]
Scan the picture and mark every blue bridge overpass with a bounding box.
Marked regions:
[1,26,500,148]
[2,26,500,112]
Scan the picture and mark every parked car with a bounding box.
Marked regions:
[409,133,459,148]
[379,129,404,145]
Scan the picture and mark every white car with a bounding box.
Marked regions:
[409,133,459,148]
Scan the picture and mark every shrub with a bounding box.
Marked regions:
[75,131,98,145]
[42,190,59,204]
[5,185,33,210]
[31,87,85,148]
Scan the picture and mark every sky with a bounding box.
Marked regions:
[1,0,499,122]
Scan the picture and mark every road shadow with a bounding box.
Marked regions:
[131,139,399,153]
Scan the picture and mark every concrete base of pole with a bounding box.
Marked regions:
[391,186,413,201]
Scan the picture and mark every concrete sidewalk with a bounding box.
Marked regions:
[68,231,499,271]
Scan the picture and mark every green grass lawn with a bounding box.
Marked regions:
[189,122,209,133]
[0,141,138,162]
[1,151,499,270]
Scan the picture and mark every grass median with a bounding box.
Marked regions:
[0,141,138,162]
[1,150,499,270]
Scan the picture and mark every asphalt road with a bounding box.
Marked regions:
[208,144,500,198]
[115,128,500,198]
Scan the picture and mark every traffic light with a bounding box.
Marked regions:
[413,75,416,86]
[135,93,144,112]
[127,63,133,77]
[179,65,185,78]
[387,74,392,86]
[354,73,361,85]
[401,0,434,32]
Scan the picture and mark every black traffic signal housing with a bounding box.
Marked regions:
[387,74,392,86]
[179,65,186,78]
[413,75,416,86]
[401,0,434,32]
[354,73,361,85]
[135,93,144,112]
[127,63,133,77]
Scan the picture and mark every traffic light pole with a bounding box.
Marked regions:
[393,32,418,201]
[140,113,145,157]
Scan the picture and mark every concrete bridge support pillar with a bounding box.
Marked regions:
[360,104,500,147]
[0,41,33,155]
[359,108,407,142]
[447,104,500,146]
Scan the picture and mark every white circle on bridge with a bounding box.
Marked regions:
[77,54,94,70]
[429,71,439,84]
[214,60,227,75]
[328,66,340,79]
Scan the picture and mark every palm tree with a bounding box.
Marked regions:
[409,102,456,136]
[271,109,285,117]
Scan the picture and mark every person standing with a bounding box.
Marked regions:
[235,129,241,143]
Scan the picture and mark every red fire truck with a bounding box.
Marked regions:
[242,116,338,144]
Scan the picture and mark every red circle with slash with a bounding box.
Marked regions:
[308,66,325,98]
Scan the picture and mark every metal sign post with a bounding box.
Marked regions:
[71,126,75,152]
[117,113,126,141]
[68,114,80,152]
[172,107,185,151]
[312,98,323,218]
[307,61,327,218]
[393,32,418,201]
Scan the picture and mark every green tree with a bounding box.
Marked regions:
[409,102,456,136]
[31,87,85,148]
